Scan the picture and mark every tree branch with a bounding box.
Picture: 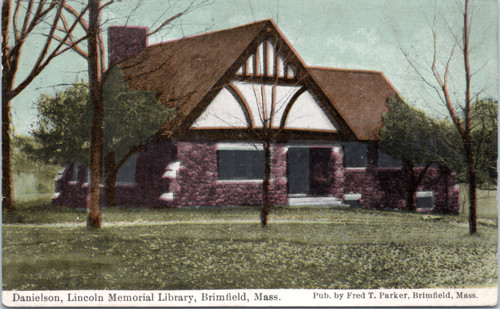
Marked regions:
[11,0,25,44]
[63,2,89,31]
[10,2,90,100]
[8,0,55,74]
[48,33,89,59]
[100,0,114,11]
[57,11,88,58]
[20,0,36,38]
[147,12,182,37]
[444,46,455,85]
[430,29,466,141]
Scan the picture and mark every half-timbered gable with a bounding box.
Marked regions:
[184,21,347,141]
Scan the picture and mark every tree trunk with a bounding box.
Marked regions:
[104,151,117,207]
[1,97,14,211]
[2,0,14,211]
[261,140,271,227]
[404,161,430,212]
[404,161,417,211]
[87,0,103,228]
[463,0,477,235]
[465,142,477,235]
[407,180,417,211]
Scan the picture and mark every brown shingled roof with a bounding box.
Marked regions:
[119,20,271,132]
[118,20,398,141]
[308,67,398,141]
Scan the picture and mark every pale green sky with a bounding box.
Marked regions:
[12,0,498,135]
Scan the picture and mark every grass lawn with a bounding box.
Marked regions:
[2,192,497,290]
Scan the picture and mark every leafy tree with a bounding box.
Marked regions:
[379,97,443,211]
[101,67,175,206]
[28,66,175,206]
[470,99,497,187]
[380,97,497,211]
[420,99,498,188]
[29,83,92,166]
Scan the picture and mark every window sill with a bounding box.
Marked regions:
[116,183,137,187]
[345,167,367,171]
[377,167,402,170]
[217,179,263,184]
[416,208,435,212]
[81,183,136,188]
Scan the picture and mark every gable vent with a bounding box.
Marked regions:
[236,38,296,79]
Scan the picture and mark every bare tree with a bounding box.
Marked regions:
[251,83,293,227]
[398,0,481,234]
[1,0,89,211]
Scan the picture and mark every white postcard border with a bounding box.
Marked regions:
[2,288,498,307]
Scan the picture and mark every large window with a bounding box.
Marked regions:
[378,151,402,168]
[343,142,367,168]
[81,154,137,185]
[217,150,264,180]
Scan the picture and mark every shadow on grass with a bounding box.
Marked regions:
[3,198,88,224]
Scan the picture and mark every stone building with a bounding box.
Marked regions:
[53,20,460,213]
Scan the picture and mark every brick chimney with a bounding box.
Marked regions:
[108,26,149,66]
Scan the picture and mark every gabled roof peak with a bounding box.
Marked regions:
[309,66,384,75]
[147,19,275,49]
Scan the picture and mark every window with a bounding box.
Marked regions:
[343,143,367,168]
[378,151,402,168]
[217,150,264,180]
[416,191,434,210]
[116,154,137,184]
[70,164,79,182]
[70,163,85,183]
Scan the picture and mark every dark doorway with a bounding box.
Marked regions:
[287,148,309,195]
[309,148,331,196]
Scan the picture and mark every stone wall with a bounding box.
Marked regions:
[53,163,88,208]
[330,147,345,198]
[342,143,460,213]
[53,140,459,213]
[53,141,176,208]
[135,142,177,207]
[173,141,288,206]
[269,143,288,205]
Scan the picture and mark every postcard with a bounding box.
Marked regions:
[2,0,497,307]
